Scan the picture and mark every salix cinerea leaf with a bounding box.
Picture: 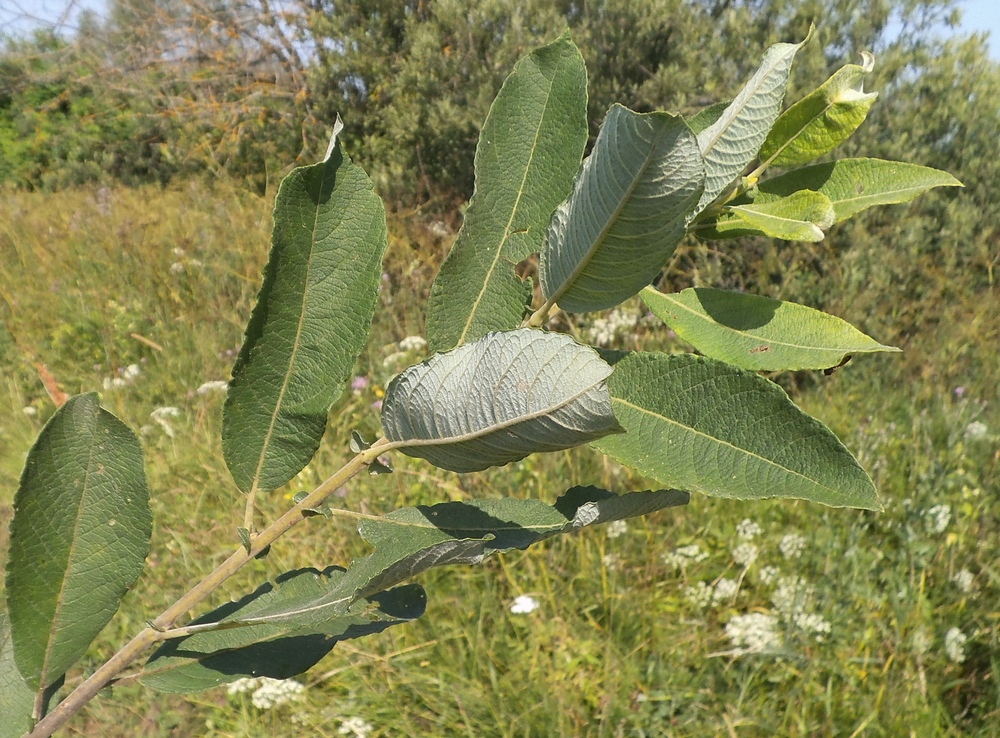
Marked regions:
[538,105,704,313]
[222,117,388,496]
[640,286,899,371]
[759,52,877,168]
[425,32,588,352]
[694,35,807,215]
[693,190,835,242]
[0,614,33,738]
[5,393,152,692]
[686,101,730,135]
[592,352,879,509]
[140,569,425,693]
[381,329,621,472]
[281,487,688,611]
[750,158,963,223]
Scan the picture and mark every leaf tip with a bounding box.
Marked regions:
[323,115,345,163]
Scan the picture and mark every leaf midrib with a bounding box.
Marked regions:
[455,61,560,347]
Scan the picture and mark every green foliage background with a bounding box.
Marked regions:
[0,0,998,735]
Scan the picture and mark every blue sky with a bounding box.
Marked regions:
[1,0,998,58]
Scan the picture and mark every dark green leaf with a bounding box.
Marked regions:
[592,353,879,509]
[426,32,588,352]
[222,119,388,495]
[5,393,152,690]
[140,569,425,693]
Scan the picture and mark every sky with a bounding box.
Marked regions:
[1,0,998,59]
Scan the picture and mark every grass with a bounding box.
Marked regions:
[1,180,998,737]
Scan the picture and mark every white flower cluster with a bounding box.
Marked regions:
[510,595,540,614]
[944,627,967,663]
[227,677,305,709]
[725,613,781,653]
[712,578,740,604]
[778,533,806,559]
[587,307,639,347]
[951,568,975,594]
[911,627,933,656]
[732,542,758,567]
[663,544,708,570]
[339,716,374,738]
[606,519,629,539]
[964,421,988,441]
[736,519,762,540]
[197,380,228,395]
[150,406,182,438]
[758,565,780,585]
[684,581,712,608]
[772,576,831,640]
[102,363,142,391]
[925,504,952,534]
[399,335,428,352]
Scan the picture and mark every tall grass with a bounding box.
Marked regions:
[1,183,997,737]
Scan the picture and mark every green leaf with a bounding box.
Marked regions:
[317,487,689,606]
[753,158,962,223]
[0,614,33,738]
[759,52,877,167]
[695,190,835,242]
[5,393,152,691]
[222,119,388,495]
[382,329,621,472]
[539,105,704,313]
[141,569,424,693]
[592,353,879,509]
[426,32,588,353]
[694,37,806,214]
[686,101,730,135]
[640,287,900,371]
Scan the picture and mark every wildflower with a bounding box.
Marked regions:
[732,542,758,567]
[736,519,762,540]
[151,406,181,438]
[371,400,383,411]
[779,533,806,559]
[911,628,933,656]
[169,262,185,275]
[196,380,228,395]
[944,627,967,663]
[725,612,781,653]
[712,577,739,604]
[602,553,619,570]
[339,716,374,738]
[951,569,975,594]
[227,677,260,695]
[606,520,628,539]
[953,386,966,398]
[22,406,37,416]
[510,595,539,614]
[663,544,708,570]
[758,565,779,585]
[249,677,305,709]
[399,335,428,352]
[925,504,951,534]
[382,350,407,368]
[964,421,988,441]
[351,375,370,394]
[684,581,712,609]
[587,307,639,347]
[771,576,814,618]
[791,612,831,640]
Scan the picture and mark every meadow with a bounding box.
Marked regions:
[1,179,997,737]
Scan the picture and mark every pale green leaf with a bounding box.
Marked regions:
[759,52,877,167]
[592,353,879,509]
[694,190,835,242]
[754,158,962,223]
[0,614,33,738]
[222,120,388,494]
[539,105,704,313]
[141,569,424,693]
[5,393,152,690]
[382,329,621,472]
[694,37,806,215]
[640,286,900,370]
[305,487,688,608]
[426,32,588,353]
